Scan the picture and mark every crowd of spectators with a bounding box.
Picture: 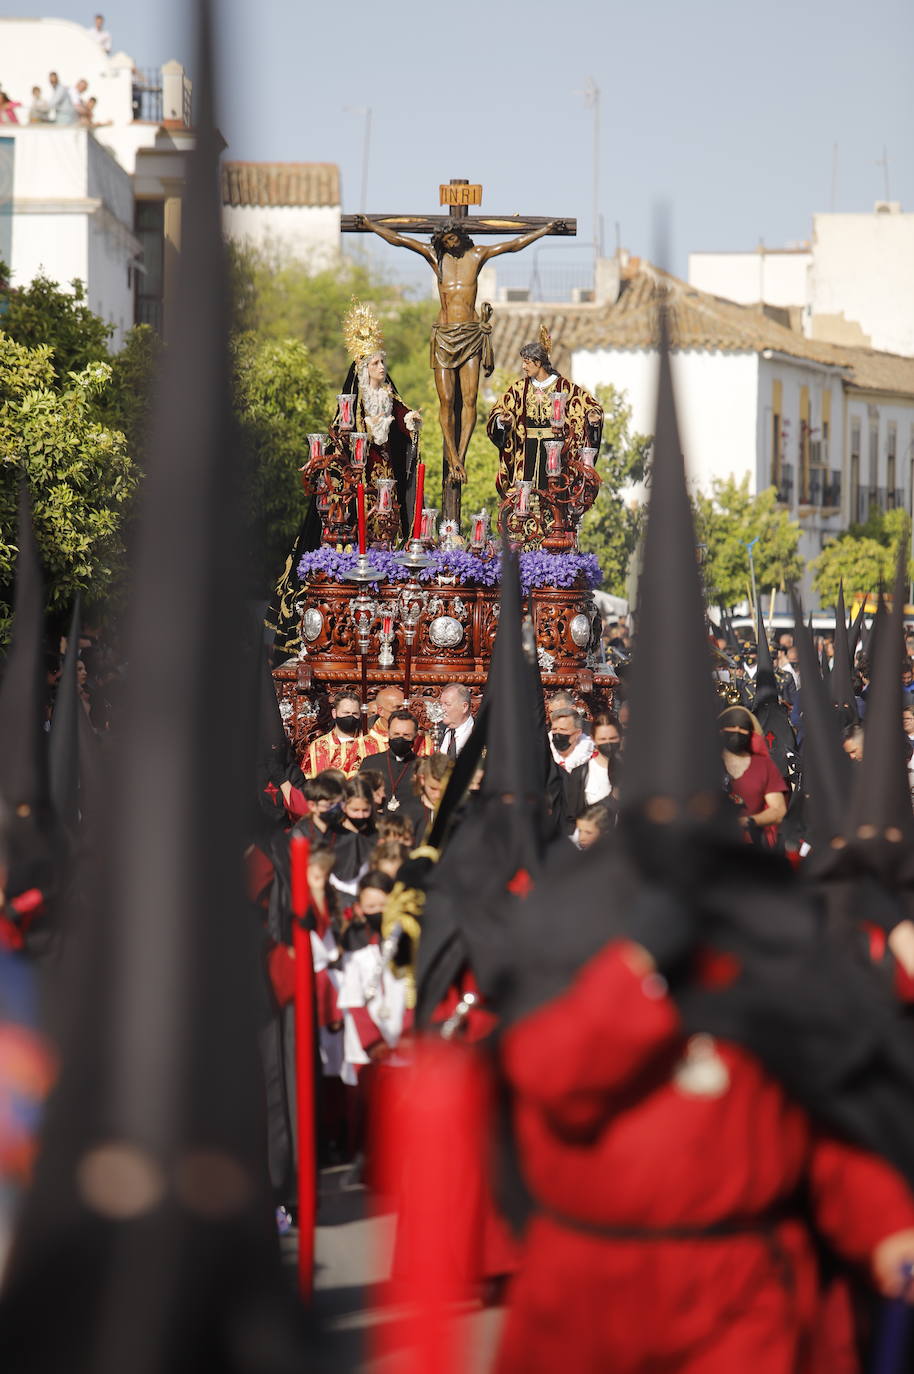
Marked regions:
[0,16,113,128]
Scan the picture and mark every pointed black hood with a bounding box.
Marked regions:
[752,604,778,710]
[828,580,857,723]
[415,543,550,1025]
[0,3,309,1366]
[0,487,56,899]
[481,543,540,805]
[836,545,914,891]
[619,305,724,829]
[789,588,851,864]
[0,488,49,815]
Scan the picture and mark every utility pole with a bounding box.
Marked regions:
[577,77,601,281]
[344,106,373,212]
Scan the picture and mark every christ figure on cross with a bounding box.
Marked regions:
[354,214,563,488]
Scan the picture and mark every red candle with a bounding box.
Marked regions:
[412,462,426,540]
[289,833,316,1300]
[382,614,393,636]
[357,481,367,554]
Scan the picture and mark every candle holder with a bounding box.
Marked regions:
[550,391,568,429]
[378,611,396,668]
[337,393,356,431]
[349,432,370,469]
[397,538,434,572]
[307,432,326,463]
[469,509,490,551]
[346,552,384,584]
[516,481,533,516]
[580,446,598,468]
[396,581,429,697]
[376,477,396,514]
[544,440,564,477]
[420,507,439,545]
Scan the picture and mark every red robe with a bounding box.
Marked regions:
[496,942,914,1374]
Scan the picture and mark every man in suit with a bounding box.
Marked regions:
[438,683,474,758]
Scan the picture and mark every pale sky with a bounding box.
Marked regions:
[10,0,914,292]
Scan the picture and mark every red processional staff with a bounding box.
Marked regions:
[289,833,317,1300]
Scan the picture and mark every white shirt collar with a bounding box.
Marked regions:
[531,373,558,390]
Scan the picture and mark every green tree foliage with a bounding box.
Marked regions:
[231,333,330,587]
[95,324,163,463]
[693,476,803,608]
[0,269,113,382]
[227,240,436,389]
[0,333,137,638]
[577,384,652,596]
[811,506,913,607]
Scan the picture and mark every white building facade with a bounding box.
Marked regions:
[221,163,341,270]
[492,261,914,607]
[4,124,139,346]
[0,17,196,340]
[689,204,914,359]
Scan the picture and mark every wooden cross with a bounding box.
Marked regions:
[341,180,577,523]
[341,178,577,238]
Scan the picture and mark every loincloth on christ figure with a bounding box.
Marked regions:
[429,302,494,376]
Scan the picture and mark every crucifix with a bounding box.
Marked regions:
[342,179,576,523]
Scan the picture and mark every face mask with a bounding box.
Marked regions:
[597,742,620,760]
[722,730,749,754]
[348,815,371,831]
[335,714,360,736]
[551,731,572,753]
[389,736,414,761]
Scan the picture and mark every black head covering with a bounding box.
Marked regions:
[0,5,310,1367]
[491,307,914,1223]
[415,544,550,1025]
[828,580,857,723]
[752,604,778,709]
[618,303,727,852]
[847,596,866,665]
[0,488,56,901]
[789,588,851,865]
[830,544,914,902]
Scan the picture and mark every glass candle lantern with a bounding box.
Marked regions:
[550,392,568,428]
[544,440,564,477]
[376,477,396,513]
[307,432,325,462]
[420,507,439,542]
[349,432,370,468]
[517,481,533,515]
[470,509,489,549]
[337,393,356,430]
[316,472,330,513]
[580,446,598,468]
[381,613,394,638]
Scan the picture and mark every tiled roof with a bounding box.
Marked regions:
[489,262,914,398]
[221,162,340,208]
[489,304,596,377]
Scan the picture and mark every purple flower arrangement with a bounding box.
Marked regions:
[296,545,603,593]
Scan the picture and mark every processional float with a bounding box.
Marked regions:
[273,180,617,745]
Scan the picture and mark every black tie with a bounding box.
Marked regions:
[447,729,458,759]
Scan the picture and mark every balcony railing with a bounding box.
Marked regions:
[805,468,842,509]
[857,487,880,522]
[886,487,905,510]
[132,69,163,123]
[775,461,794,505]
